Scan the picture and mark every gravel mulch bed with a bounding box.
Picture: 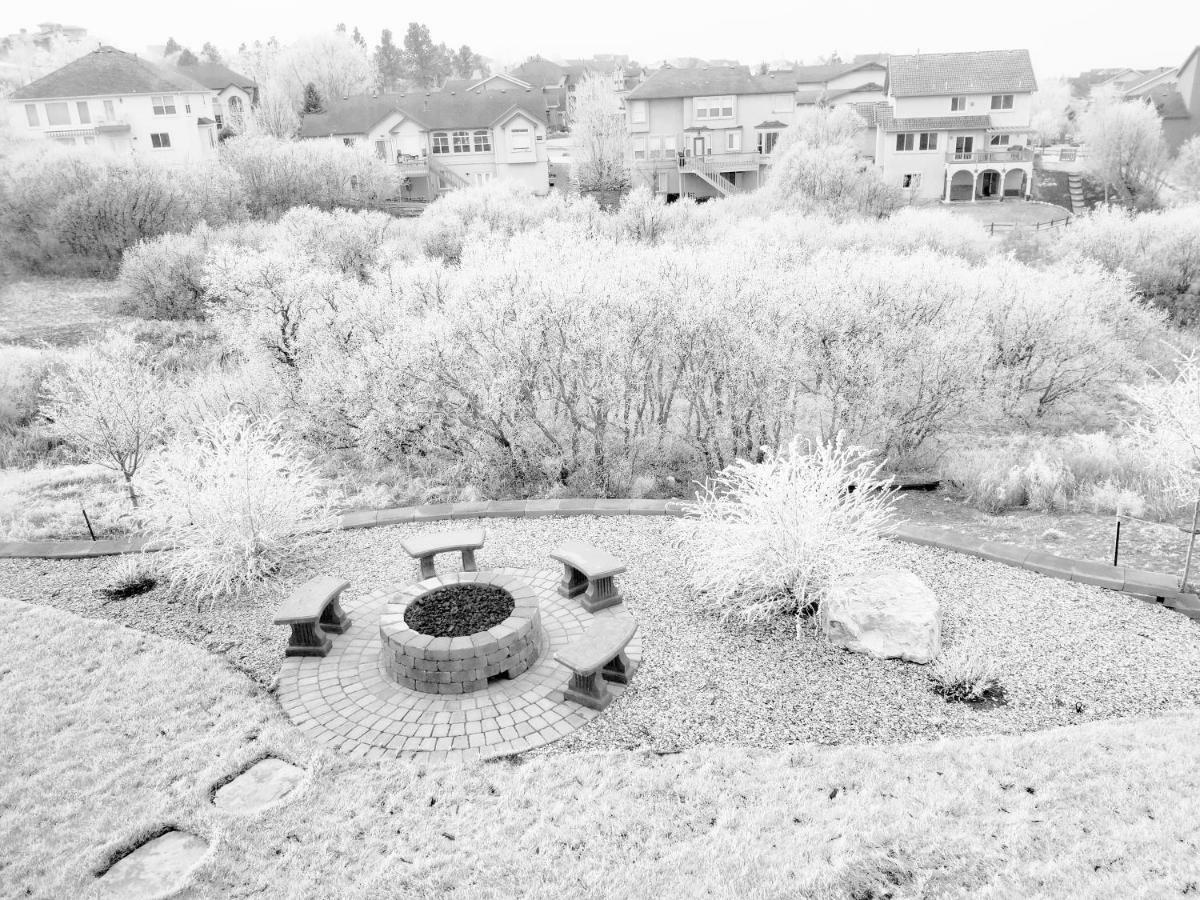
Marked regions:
[3,516,1200,754]
[404,583,513,637]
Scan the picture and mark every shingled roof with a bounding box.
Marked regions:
[626,65,791,100]
[11,45,207,100]
[792,60,886,86]
[882,114,992,133]
[299,88,547,138]
[173,62,256,91]
[886,50,1037,97]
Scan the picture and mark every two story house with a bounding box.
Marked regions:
[298,77,550,199]
[172,61,256,134]
[623,65,799,199]
[6,45,248,163]
[856,49,1038,202]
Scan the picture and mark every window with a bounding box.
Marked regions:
[630,100,647,124]
[184,97,192,114]
[726,130,742,152]
[991,94,1013,110]
[151,95,176,115]
[654,171,668,193]
[918,132,938,151]
[663,135,677,156]
[431,132,450,153]
[989,133,1010,146]
[895,132,915,151]
[215,114,224,129]
[473,129,491,152]
[76,101,90,124]
[471,172,494,186]
[25,104,38,126]
[103,99,115,119]
[902,173,921,188]
[694,95,734,119]
[375,139,387,159]
[46,102,70,126]
[227,95,243,126]
[452,130,470,153]
[954,135,974,158]
[342,137,354,147]
[950,96,967,111]
[510,127,531,151]
[648,136,663,159]
[757,130,779,155]
[632,136,646,160]
[150,132,171,149]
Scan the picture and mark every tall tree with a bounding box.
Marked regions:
[401,22,451,89]
[351,27,365,48]
[177,47,199,66]
[201,42,222,64]
[164,37,181,56]
[302,81,324,114]
[1080,91,1169,208]
[452,44,485,79]
[569,74,631,194]
[335,23,346,33]
[374,28,404,91]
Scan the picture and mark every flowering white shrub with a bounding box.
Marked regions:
[277,206,396,278]
[119,228,213,319]
[142,416,336,607]
[1127,356,1200,505]
[673,437,896,623]
[41,333,167,505]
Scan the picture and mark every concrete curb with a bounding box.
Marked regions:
[3,501,1197,620]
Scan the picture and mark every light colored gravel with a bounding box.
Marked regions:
[4,516,1200,754]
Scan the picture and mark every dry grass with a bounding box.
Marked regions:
[0,277,133,347]
[3,598,1200,899]
[0,463,136,540]
[945,201,1073,228]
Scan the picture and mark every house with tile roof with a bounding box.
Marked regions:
[7,45,223,163]
[298,79,550,200]
[623,64,801,198]
[173,61,257,134]
[856,49,1038,202]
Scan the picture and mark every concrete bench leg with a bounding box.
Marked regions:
[563,670,613,711]
[581,575,622,613]
[319,595,352,635]
[461,548,478,572]
[285,621,332,658]
[558,564,589,599]
[601,651,633,685]
[418,555,437,580]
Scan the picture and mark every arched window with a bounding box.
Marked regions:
[228,95,244,131]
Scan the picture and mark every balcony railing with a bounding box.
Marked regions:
[946,148,1035,164]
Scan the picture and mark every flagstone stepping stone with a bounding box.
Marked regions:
[97,830,207,899]
[212,757,304,814]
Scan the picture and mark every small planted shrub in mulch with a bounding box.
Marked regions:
[100,573,158,602]
[404,584,514,637]
[929,650,1008,708]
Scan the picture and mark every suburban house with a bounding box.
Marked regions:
[7,45,224,163]
[853,49,1038,202]
[509,57,572,130]
[299,78,550,199]
[1121,46,1200,155]
[624,64,800,199]
[173,62,257,134]
[793,58,888,107]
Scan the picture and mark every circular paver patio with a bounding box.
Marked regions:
[276,567,642,763]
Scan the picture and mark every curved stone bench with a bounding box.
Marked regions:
[400,528,485,579]
[554,617,638,711]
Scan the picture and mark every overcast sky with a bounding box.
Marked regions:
[3,0,1197,77]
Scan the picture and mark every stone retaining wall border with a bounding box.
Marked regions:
[3,500,1197,620]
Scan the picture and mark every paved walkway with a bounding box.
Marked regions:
[276,567,642,763]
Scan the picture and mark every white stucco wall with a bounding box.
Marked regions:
[11,91,218,163]
[891,92,1033,128]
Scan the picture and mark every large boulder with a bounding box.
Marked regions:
[820,568,941,664]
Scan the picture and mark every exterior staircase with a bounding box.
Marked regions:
[429,157,470,193]
[1067,173,1085,215]
[679,155,740,196]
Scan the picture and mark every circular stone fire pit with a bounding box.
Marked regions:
[379,572,542,694]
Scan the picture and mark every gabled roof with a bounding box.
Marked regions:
[886,49,1037,97]
[792,59,886,86]
[1146,85,1190,119]
[851,101,892,127]
[626,65,791,100]
[827,82,885,100]
[469,72,532,91]
[174,61,256,90]
[11,45,208,100]
[298,88,547,138]
[1121,66,1175,96]
[298,93,407,137]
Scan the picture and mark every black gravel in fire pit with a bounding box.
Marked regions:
[403,584,515,637]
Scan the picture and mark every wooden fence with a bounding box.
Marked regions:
[984,216,1072,235]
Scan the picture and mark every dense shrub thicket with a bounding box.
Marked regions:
[0,137,396,275]
[171,194,1159,499]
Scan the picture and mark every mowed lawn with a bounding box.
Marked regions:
[3,599,1200,898]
